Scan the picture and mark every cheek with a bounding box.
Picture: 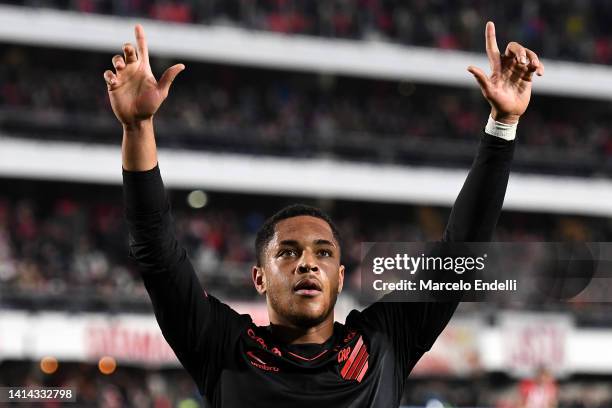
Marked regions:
[323,265,341,288]
[264,266,293,292]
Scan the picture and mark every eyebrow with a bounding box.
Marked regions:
[278,239,337,248]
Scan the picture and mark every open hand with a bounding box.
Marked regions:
[468,22,544,124]
[103,24,184,129]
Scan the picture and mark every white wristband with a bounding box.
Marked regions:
[485,115,518,141]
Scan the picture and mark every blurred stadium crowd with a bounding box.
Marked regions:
[1,361,611,408]
[1,45,611,175]
[3,0,612,64]
[1,177,611,324]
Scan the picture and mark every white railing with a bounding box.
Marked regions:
[1,134,612,216]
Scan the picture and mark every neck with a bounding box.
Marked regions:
[268,315,335,344]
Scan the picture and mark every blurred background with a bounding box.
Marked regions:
[1,1,612,407]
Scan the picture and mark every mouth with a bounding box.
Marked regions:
[293,277,322,296]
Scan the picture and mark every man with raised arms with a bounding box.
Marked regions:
[104,22,543,407]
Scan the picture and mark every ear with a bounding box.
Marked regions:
[252,265,267,295]
[337,264,345,294]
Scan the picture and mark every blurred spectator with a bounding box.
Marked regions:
[149,0,193,23]
[519,367,559,408]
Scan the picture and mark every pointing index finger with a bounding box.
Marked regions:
[485,21,501,73]
[135,24,149,64]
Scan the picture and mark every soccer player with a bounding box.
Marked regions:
[104,22,543,407]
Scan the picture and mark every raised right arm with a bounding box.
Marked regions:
[104,25,250,396]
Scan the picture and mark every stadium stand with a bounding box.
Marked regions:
[1,44,611,175]
[3,1,612,65]
[1,176,611,329]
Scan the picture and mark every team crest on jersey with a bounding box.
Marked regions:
[338,335,369,382]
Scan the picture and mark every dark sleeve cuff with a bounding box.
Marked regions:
[122,163,168,215]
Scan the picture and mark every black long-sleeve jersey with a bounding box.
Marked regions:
[122,133,514,407]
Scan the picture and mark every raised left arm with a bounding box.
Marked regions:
[358,23,544,387]
[444,21,544,242]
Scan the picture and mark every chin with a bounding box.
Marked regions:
[289,298,336,327]
[280,297,326,325]
[290,309,329,327]
[268,290,338,328]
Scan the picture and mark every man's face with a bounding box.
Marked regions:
[253,215,345,328]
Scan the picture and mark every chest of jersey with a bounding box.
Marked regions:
[210,325,401,408]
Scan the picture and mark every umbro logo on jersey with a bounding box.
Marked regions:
[339,335,369,383]
[247,351,280,372]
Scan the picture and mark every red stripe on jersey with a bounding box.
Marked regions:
[350,348,369,380]
[341,335,363,378]
[347,346,368,380]
[356,361,369,383]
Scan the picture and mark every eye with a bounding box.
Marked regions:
[278,249,298,257]
[318,249,333,257]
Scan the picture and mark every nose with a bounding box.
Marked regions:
[297,263,319,274]
[297,250,319,274]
